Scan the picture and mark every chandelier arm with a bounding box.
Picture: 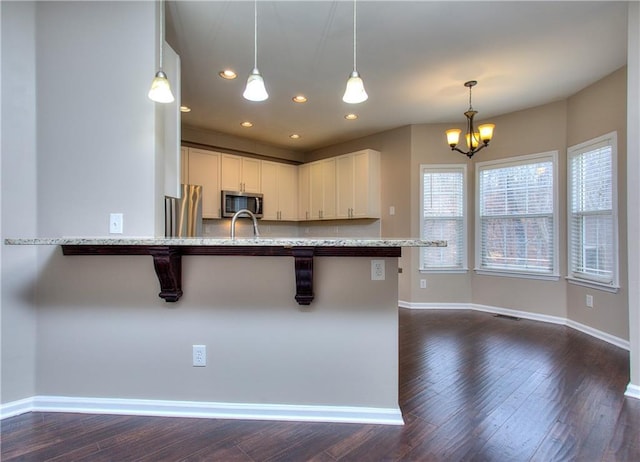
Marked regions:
[450,142,488,159]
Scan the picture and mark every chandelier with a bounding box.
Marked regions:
[445,80,495,158]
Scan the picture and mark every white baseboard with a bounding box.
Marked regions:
[0,397,34,420]
[399,301,629,351]
[1,395,404,425]
[625,383,640,399]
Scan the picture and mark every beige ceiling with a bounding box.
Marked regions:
[166,1,628,152]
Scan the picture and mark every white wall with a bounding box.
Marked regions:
[1,1,39,404]
[1,0,158,407]
[627,2,640,393]
[36,1,157,239]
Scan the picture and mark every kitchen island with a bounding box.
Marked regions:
[4,237,444,425]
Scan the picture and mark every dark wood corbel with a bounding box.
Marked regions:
[148,246,183,302]
[292,247,315,305]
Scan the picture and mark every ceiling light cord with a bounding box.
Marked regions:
[159,0,164,70]
[253,0,258,70]
[352,0,357,71]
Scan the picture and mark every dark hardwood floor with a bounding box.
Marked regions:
[2,309,639,461]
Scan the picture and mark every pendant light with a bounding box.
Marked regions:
[243,0,268,102]
[148,0,175,103]
[445,80,495,158]
[342,0,368,104]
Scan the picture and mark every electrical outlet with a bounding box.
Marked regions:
[389,206,395,216]
[420,279,427,289]
[109,213,123,234]
[586,294,594,308]
[371,260,385,280]
[192,345,206,367]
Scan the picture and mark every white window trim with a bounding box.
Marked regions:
[474,151,560,278]
[566,131,619,293]
[419,164,468,272]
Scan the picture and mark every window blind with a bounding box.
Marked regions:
[568,140,615,284]
[478,157,555,274]
[421,167,465,269]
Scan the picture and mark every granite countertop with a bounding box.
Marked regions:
[4,237,446,247]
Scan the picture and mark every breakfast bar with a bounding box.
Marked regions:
[5,238,445,305]
[4,237,445,424]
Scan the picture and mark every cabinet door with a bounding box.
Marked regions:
[321,158,336,219]
[260,161,279,220]
[221,154,242,191]
[336,154,355,218]
[352,150,380,218]
[188,148,221,219]
[309,158,336,220]
[309,161,324,220]
[298,163,311,220]
[278,164,298,221]
[241,157,261,193]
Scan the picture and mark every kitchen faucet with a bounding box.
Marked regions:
[230,209,260,239]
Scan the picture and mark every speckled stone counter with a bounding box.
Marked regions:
[5,237,445,247]
[4,237,445,304]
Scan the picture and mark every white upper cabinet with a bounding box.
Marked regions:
[309,158,336,220]
[336,149,381,219]
[261,161,298,221]
[182,147,221,219]
[221,154,261,193]
[180,147,380,222]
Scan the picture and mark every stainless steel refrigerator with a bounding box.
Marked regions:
[165,184,203,237]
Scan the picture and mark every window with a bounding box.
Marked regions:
[476,152,558,278]
[420,165,466,271]
[567,132,618,290]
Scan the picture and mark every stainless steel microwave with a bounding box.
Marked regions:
[221,190,263,218]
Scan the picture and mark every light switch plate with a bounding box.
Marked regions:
[109,213,123,234]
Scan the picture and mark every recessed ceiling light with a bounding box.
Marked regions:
[345,113,358,120]
[292,95,307,103]
[219,69,237,80]
[241,121,253,128]
[289,134,301,139]
[179,105,191,113]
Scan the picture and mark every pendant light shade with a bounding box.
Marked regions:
[244,0,268,102]
[343,70,368,104]
[148,0,174,103]
[148,70,174,103]
[243,68,268,102]
[343,0,367,104]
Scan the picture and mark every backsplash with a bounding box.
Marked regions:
[203,219,381,239]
